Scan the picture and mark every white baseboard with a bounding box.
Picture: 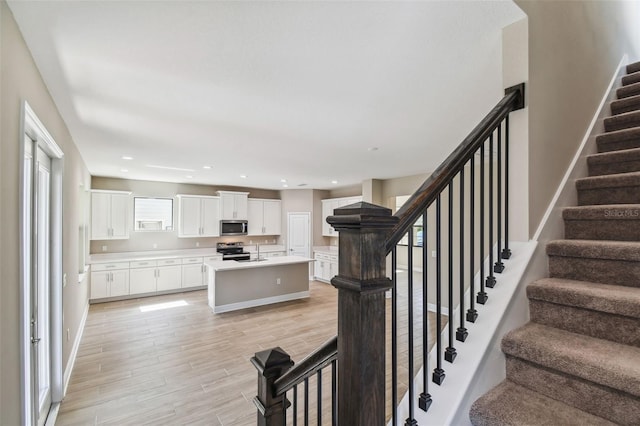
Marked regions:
[213,291,310,313]
[63,302,89,396]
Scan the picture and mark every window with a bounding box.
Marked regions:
[133,197,174,231]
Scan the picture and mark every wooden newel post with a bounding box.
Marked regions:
[328,202,399,426]
[251,347,294,426]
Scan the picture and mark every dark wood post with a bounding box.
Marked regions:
[251,347,294,426]
[327,202,399,426]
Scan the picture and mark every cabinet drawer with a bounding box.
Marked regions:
[91,262,129,271]
[158,258,181,266]
[330,255,338,263]
[130,260,158,268]
[205,256,222,263]
[314,253,330,261]
[181,257,203,265]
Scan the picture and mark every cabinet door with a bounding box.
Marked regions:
[129,267,157,294]
[90,271,109,299]
[201,197,220,236]
[110,193,130,239]
[91,192,111,240]
[329,262,339,280]
[247,199,263,235]
[234,194,248,220]
[182,263,204,288]
[220,193,236,220]
[179,196,202,237]
[157,265,182,291]
[322,200,337,237]
[263,200,281,235]
[109,269,130,297]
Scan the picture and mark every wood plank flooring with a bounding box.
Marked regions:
[56,275,445,426]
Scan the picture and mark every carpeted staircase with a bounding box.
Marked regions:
[469,62,640,425]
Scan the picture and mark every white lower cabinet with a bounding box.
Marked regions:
[182,263,205,288]
[90,268,129,299]
[314,252,338,283]
[129,266,158,294]
[129,261,182,295]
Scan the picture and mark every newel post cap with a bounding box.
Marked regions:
[251,347,294,378]
[327,201,398,231]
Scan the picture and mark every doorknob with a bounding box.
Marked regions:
[31,336,41,344]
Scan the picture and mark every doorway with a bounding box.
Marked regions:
[287,213,311,277]
[20,102,64,426]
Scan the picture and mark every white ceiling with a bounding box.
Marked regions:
[8,0,523,190]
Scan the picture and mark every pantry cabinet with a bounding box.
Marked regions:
[321,196,362,237]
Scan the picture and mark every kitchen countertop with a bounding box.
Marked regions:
[312,246,339,254]
[90,248,221,264]
[243,244,286,253]
[205,255,314,272]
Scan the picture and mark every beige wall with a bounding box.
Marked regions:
[90,176,280,253]
[515,0,640,236]
[1,2,91,423]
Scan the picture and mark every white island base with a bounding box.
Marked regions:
[205,256,314,313]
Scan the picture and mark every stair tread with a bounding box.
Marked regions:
[563,204,640,220]
[588,147,640,165]
[470,380,617,426]
[528,278,640,319]
[617,81,640,99]
[621,71,640,87]
[576,170,640,189]
[611,92,640,112]
[627,61,640,74]
[547,239,640,262]
[502,323,640,397]
[604,109,640,131]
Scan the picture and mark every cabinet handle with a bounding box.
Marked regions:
[109,272,113,282]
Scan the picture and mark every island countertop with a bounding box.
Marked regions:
[204,255,314,271]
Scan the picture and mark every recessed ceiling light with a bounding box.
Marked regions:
[203,165,211,169]
[240,175,247,179]
[122,156,133,160]
[120,169,128,172]
[368,147,379,152]
[280,179,287,183]
[147,164,195,172]
[186,175,193,179]
[283,184,289,188]
[331,180,338,184]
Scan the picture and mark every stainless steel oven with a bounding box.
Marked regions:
[216,242,251,261]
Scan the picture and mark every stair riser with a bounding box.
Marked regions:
[628,62,640,74]
[564,219,640,241]
[597,138,640,153]
[604,116,640,132]
[611,97,640,115]
[588,159,640,176]
[617,84,640,99]
[548,256,640,288]
[577,186,640,206]
[529,300,640,346]
[506,356,640,425]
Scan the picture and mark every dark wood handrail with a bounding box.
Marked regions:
[273,335,337,396]
[384,84,524,253]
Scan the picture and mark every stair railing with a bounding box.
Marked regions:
[252,83,525,425]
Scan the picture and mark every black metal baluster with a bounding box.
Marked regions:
[293,385,298,426]
[477,141,488,304]
[331,360,337,426]
[457,169,468,342]
[317,370,322,426]
[419,211,432,412]
[495,123,505,274]
[445,183,457,363]
[502,115,512,259]
[304,377,309,426]
[467,157,478,322]
[486,134,496,288]
[433,194,445,384]
[392,247,399,425]
[405,232,418,425]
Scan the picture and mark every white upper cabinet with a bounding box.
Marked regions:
[247,199,282,235]
[321,196,362,237]
[91,190,131,240]
[218,191,249,220]
[177,195,220,238]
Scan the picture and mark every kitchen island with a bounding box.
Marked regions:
[205,256,314,313]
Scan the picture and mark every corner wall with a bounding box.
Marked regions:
[1,1,91,423]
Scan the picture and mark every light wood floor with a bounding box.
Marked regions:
[57,276,445,426]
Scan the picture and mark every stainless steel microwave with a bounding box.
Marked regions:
[220,220,248,236]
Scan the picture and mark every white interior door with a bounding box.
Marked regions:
[288,213,310,258]
[34,147,52,426]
